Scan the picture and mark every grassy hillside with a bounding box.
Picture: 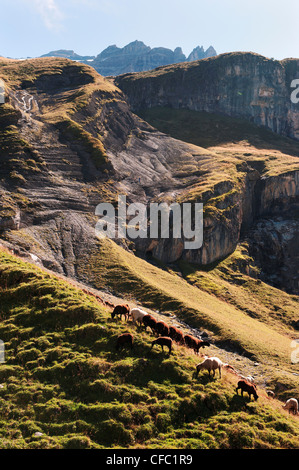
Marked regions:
[78,240,298,378]
[0,245,298,449]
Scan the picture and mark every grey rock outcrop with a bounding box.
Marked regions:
[188,45,217,61]
[0,208,20,231]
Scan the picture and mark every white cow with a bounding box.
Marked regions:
[283,398,298,415]
[130,307,148,325]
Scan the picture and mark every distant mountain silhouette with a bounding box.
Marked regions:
[40,49,95,61]
[40,41,217,76]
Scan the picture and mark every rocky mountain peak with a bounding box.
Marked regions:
[187,46,205,61]
[122,40,151,54]
[205,45,218,57]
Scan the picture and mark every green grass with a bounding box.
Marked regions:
[0,246,298,449]
[77,239,299,378]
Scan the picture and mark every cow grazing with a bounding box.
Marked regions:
[153,321,170,337]
[195,356,223,378]
[151,337,172,355]
[283,398,298,415]
[236,380,259,401]
[184,334,210,354]
[184,334,197,349]
[193,338,210,355]
[130,307,148,325]
[195,356,236,379]
[115,333,134,351]
[169,326,184,344]
[111,304,130,321]
[143,314,157,332]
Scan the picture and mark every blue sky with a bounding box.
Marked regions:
[1,0,298,59]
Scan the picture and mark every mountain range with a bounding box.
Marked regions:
[40,40,217,76]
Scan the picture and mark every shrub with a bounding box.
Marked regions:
[227,423,256,449]
[16,348,42,364]
[66,323,107,343]
[19,420,43,438]
[156,413,172,433]
[95,419,134,446]
[136,422,155,441]
[63,435,92,449]
[0,365,23,380]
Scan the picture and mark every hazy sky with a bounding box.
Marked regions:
[1,0,298,59]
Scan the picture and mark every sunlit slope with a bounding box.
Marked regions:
[0,246,298,449]
[78,239,298,370]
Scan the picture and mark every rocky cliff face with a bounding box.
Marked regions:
[0,55,299,295]
[133,165,299,289]
[114,52,299,294]
[248,215,299,294]
[115,52,299,141]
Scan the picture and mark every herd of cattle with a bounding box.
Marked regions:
[110,303,298,415]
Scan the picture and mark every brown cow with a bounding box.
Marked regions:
[143,314,157,332]
[184,334,197,349]
[236,380,258,401]
[111,304,130,321]
[151,337,172,354]
[193,338,210,354]
[169,326,184,344]
[115,333,134,351]
[153,321,169,337]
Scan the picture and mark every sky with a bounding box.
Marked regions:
[0,0,298,60]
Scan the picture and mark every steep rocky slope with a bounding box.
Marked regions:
[114,54,299,294]
[145,109,299,294]
[0,56,299,292]
[0,57,222,274]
